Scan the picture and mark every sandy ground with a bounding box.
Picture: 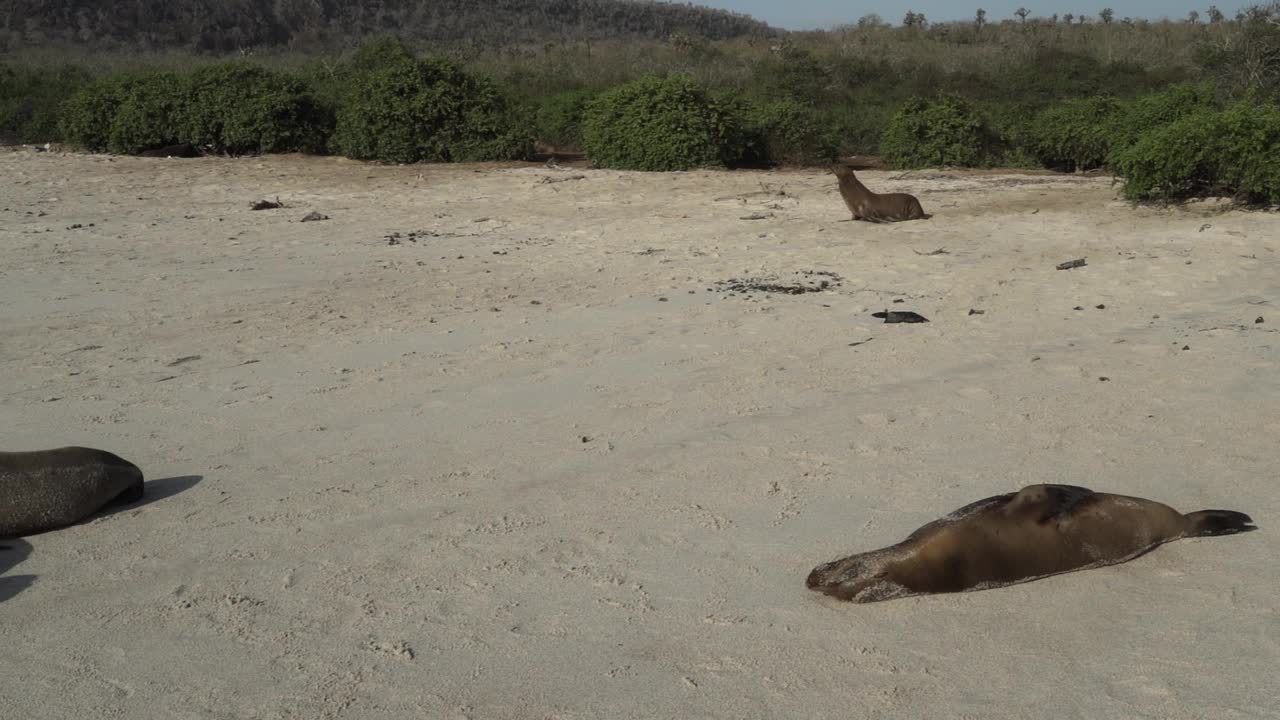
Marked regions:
[1,148,1277,719]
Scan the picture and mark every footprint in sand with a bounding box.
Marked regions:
[850,442,880,457]
[908,406,939,420]
[954,386,996,401]
[856,413,895,428]
[1040,363,1088,378]
[1106,675,1175,701]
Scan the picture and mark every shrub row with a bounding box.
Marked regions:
[59,64,332,156]
[575,76,1277,200]
[6,40,1277,202]
[1112,94,1280,203]
[329,37,530,162]
[0,64,91,144]
[851,81,1278,203]
[578,75,839,171]
[53,37,531,162]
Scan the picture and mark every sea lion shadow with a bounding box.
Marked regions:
[79,474,206,527]
[104,474,205,517]
[16,475,207,539]
[0,539,35,604]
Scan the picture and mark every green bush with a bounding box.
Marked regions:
[821,101,895,157]
[344,34,418,76]
[583,74,744,170]
[1104,82,1219,164]
[1027,96,1122,171]
[60,63,330,156]
[737,97,837,166]
[754,48,835,106]
[1112,97,1280,203]
[533,89,594,150]
[178,61,331,155]
[880,95,994,168]
[1216,98,1280,202]
[995,50,1174,105]
[1112,110,1227,201]
[332,47,531,163]
[0,64,91,144]
[106,71,186,155]
[59,75,132,151]
[983,101,1040,166]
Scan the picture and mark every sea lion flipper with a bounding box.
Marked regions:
[1184,510,1257,536]
[1004,484,1097,524]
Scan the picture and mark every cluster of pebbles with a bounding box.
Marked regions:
[711,270,844,298]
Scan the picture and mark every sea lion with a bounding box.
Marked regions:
[139,143,198,158]
[0,447,144,538]
[831,164,930,223]
[806,484,1255,603]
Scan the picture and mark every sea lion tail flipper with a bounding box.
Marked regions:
[1184,510,1257,536]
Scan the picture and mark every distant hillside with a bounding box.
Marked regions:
[0,0,778,53]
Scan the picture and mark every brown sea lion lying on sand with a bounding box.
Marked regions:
[806,484,1255,603]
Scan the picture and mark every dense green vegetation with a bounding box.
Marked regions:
[179,62,331,155]
[0,0,772,53]
[1111,92,1280,203]
[880,96,997,169]
[330,38,530,163]
[582,75,744,170]
[0,64,87,143]
[3,2,1280,202]
[1027,96,1123,171]
[57,64,329,155]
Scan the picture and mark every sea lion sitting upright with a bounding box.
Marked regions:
[831,164,930,223]
[1,447,144,538]
[806,484,1255,603]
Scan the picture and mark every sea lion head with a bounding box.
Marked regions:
[830,163,853,179]
[805,551,907,603]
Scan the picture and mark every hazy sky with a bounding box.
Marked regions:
[697,1,1251,29]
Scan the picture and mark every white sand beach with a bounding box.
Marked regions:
[1,148,1276,719]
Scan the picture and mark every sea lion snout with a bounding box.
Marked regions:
[805,561,837,589]
[115,469,145,504]
[806,556,887,600]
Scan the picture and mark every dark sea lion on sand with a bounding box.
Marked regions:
[139,143,199,158]
[1,447,144,538]
[831,164,930,223]
[806,484,1255,603]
